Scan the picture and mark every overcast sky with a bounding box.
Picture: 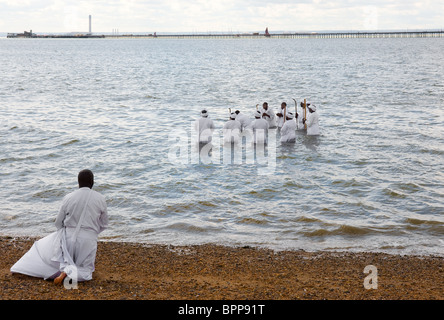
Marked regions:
[1,0,443,33]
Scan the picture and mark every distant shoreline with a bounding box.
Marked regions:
[5,30,444,39]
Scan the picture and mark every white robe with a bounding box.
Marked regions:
[223,119,242,143]
[306,111,320,136]
[10,188,108,282]
[300,106,308,130]
[276,107,287,128]
[295,112,304,130]
[194,116,215,143]
[251,118,269,144]
[280,119,297,143]
[235,113,252,132]
[261,107,276,129]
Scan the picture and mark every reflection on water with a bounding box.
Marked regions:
[302,135,321,152]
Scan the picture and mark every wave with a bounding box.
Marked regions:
[237,217,269,225]
[405,218,444,235]
[164,222,212,233]
[0,155,36,163]
[143,95,160,100]
[32,188,67,199]
[405,218,443,226]
[392,182,421,193]
[331,178,372,188]
[154,200,221,216]
[303,225,377,237]
[60,139,80,146]
[293,216,322,223]
[383,188,407,199]
[419,148,444,156]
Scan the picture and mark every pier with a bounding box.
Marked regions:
[7,30,444,39]
[106,30,444,39]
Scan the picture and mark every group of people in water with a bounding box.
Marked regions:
[195,101,320,145]
[9,103,319,286]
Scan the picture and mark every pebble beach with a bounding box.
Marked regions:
[1,236,442,300]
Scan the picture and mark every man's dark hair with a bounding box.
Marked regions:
[78,169,94,189]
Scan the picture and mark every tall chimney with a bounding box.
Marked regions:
[89,15,92,33]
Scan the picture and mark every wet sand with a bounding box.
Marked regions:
[1,236,443,300]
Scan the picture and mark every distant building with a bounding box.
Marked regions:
[7,30,35,38]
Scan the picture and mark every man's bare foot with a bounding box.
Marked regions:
[54,272,67,285]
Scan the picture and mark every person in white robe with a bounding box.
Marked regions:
[194,109,215,143]
[234,110,252,132]
[304,105,320,136]
[299,101,312,130]
[260,102,276,129]
[276,102,288,129]
[251,110,269,144]
[10,169,108,285]
[280,112,297,143]
[295,111,302,130]
[296,102,305,130]
[223,112,242,144]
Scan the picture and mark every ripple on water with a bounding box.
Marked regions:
[237,217,270,226]
[404,218,444,236]
[164,222,215,233]
[32,188,67,200]
[302,225,377,237]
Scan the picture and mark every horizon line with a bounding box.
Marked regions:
[2,27,444,35]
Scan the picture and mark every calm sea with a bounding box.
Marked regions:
[1,37,443,256]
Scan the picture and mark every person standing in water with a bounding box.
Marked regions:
[251,110,269,144]
[260,102,277,129]
[303,105,320,136]
[276,102,288,129]
[223,112,242,144]
[194,109,215,143]
[280,112,297,143]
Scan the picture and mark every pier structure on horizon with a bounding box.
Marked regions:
[7,30,444,39]
[105,30,444,39]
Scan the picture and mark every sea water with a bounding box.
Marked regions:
[0,37,443,256]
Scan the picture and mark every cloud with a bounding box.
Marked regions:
[1,0,443,33]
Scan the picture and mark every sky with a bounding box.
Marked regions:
[1,0,443,34]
